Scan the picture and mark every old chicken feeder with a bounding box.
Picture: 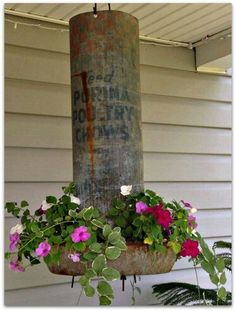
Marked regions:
[48,9,176,278]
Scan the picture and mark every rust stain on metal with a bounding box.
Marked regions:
[72,71,95,175]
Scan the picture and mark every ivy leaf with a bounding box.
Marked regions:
[210,273,219,285]
[105,246,121,260]
[91,219,104,229]
[84,268,97,279]
[216,258,225,272]
[89,242,102,253]
[219,272,227,285]
[201,261,215,275]
[108,232,121,244]
[92,254,106,274]
[103,224,112,238]
[83,206,94,221]
[113,240,127,250]
[99,295,112,305]
[84,284,95,297]
[102,267,120,281]
[217,286,227,301]
[97,280,113,296]
[79,275,89,286]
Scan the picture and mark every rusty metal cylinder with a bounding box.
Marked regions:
[69,10,143,213]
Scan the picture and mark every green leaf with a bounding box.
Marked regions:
[169,242,181,254]
[79,275,89,287]
[21,200,29,208]
[115,216,126,228]
[145,189,156,197]
[83,206,94,221]
[102,267,120,281]
[82,252,98,261]
[92,254,106,273]
[84,284,95,297]
[99,295,112,305]
[219,272,227,285]
[216,258,225,272]
[108,232,121,244]
[73,242,86,252]
[97,280,113,296]
[113,239,127,251]
[201,261,215,275]
[91,219,104,229]
[35,231,44,238]
[105,246,121,260]
[5,252,11,259]
[31,223,39,233]
[50,235,63,244]
[68,210,77,218]
[210,274,219,285]
[113,227,121,233]
[89,242,102,253]
[217,286,227,301]
[103,224,112,238]
[46,196,57,204]
[84,268,97,279]
[109,207,119,216]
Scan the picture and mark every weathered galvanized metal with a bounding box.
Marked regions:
[47,243,176,276]
[69,10,143,213]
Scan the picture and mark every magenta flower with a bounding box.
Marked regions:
[181,200,192,208]
[180,239,200,258]
[136,201,149,214]
[188,215,198,229]
[68,253,81,263]
[35,241,51,257]
[156,209,172,229]
[71,226,91,243]
[9,258,25,272]
[145,204,172,229]
[9,233,20,252]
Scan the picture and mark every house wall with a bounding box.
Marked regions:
[4,15,232,306]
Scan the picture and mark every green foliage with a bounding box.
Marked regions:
[152,282,231,305]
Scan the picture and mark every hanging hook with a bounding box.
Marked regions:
[93,3,97,18]
[71,275,75,288]
[120,274,127,291]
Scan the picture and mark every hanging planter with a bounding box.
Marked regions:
[5,182,229,305]
[47,242,176,276]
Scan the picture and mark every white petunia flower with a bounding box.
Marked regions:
[120,185,132,196]
[190,207,197,214]
[41,200,53,211]
[10,224,24,235]
[70,194,81,205]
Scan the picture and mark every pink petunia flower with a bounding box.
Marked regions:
[9,232,20,252]
[188,215,198,229]
[135,201,149,214]
[180,239,200,258]
[35,241,51,257]
[71,226,91,243]
[9,258,25,272]
[68,253,81,263]
[181,200,192,208]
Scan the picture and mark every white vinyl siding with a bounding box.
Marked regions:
[4,15,232,306]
